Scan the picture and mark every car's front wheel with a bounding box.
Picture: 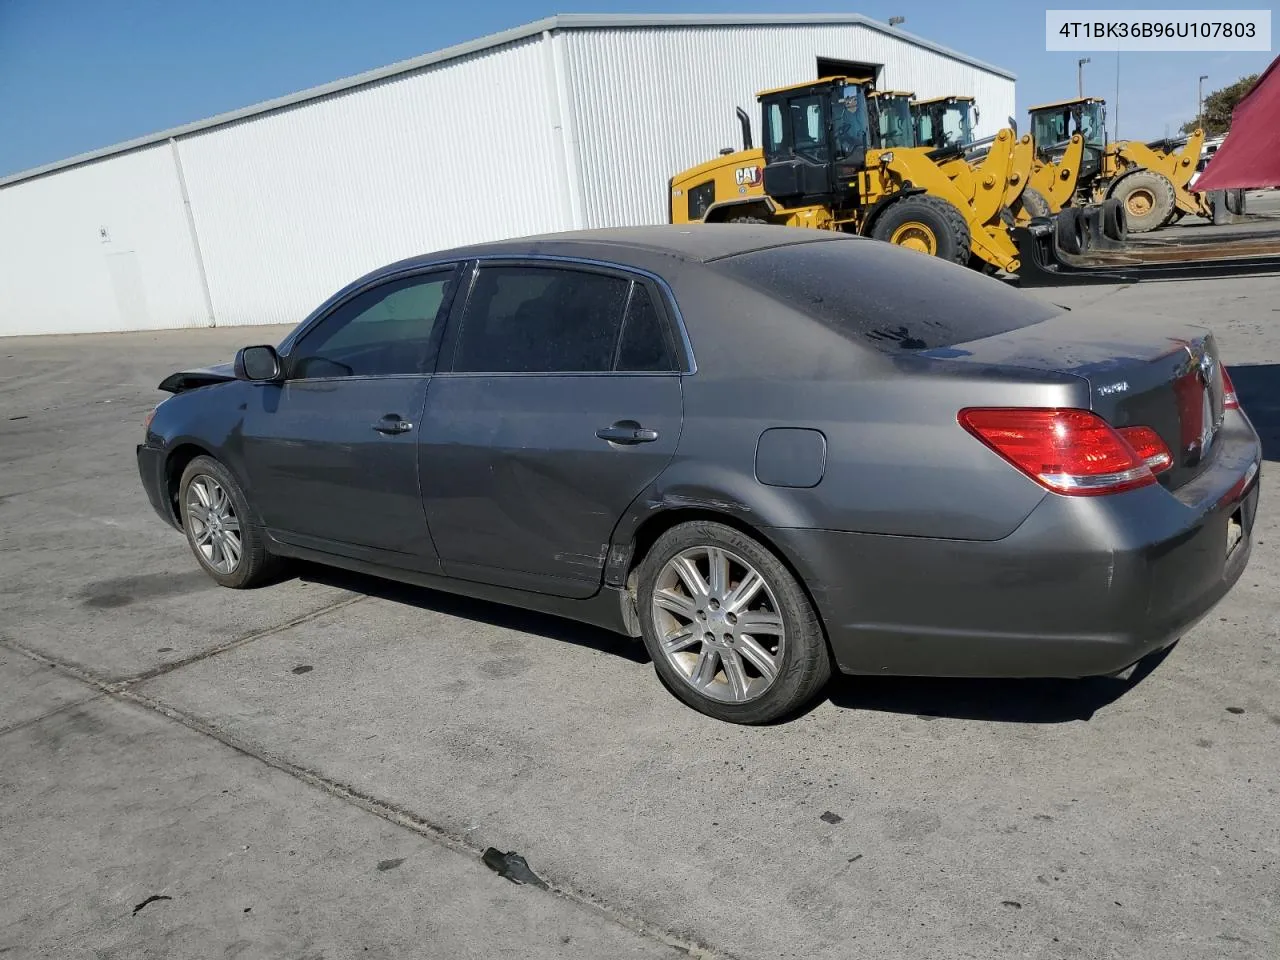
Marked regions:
[636,521,832,723]
[178,455,278,588]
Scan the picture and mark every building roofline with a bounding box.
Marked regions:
[0,12,1015,188]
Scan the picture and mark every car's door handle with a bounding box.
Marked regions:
[372,415,414,435]
[596,421,659,445]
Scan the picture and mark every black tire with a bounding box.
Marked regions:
[1100,197,1128,242]
[178,455,279,589]
[635,521,832,724]
[870,194,971,266]
[1055,206,1086,255]
[1109,170,1175,234]
[1018,186,1052,219]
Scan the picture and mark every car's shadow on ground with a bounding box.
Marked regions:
[1226,362,1280,463]
[294,562,650,664]
[295,562,1174,724]
[821,644,1173,724]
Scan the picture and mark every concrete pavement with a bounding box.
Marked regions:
[2,271,1278,959]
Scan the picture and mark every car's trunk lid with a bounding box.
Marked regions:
[923,311,1226,490]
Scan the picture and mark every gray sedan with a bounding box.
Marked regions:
[137,225,1261,723]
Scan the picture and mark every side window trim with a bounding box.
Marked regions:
[432,259,478,375]
[610,281,639,372]
[282,263,463,380]
[434,255,695,377]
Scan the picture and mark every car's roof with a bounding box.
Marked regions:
[381,225,846,274]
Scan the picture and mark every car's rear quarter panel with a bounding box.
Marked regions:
[657,269,1087,541]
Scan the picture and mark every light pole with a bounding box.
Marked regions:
[1198,74,1209,130]
[1077,57,1091,97]
[1114,52,1120,139]
[888,15,905,26]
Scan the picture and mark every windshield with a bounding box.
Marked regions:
[766,93,829,164]
[942,103,974,146]
[915,102,973,148]
[1079,102,1106,146]
[875,96,915,148]
[831,83,869,159]
[1032,103,1106,149]
[1031,108,1071,148]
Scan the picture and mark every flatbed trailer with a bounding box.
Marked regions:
[1014,217,1280,286]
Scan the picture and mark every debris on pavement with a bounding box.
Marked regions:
[377,858,405,872]
[291,665,313,675]
[482,848,548,889]
[820,811,844,824]
[132,894,172,916]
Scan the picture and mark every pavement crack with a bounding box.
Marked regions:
[0,693,107,740]
[120,594,368,685]
[1,593,367,690]
[0,631,731,959]
[111,684,728,958]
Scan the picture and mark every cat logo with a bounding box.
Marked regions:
[735,165,762,186]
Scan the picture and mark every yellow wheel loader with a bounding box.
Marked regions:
[669,78,1027,274]
[910,95,977,151]
[911,94,1060,223]
[1027,97,1210,232]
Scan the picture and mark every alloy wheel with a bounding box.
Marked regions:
[651,545,786,703]
[185,475,242,574]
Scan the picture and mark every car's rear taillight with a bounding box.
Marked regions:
[959,408,1158,496]
[1115,425,1173,474]
[1221,366,1240,410]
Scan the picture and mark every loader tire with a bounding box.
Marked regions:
[870,195,971,266]
[1018,186,1052,219]
[1110,171,1175,234]
[1100,198,1127,242]
[1055,207,1087,255]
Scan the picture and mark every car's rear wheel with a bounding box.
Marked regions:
[636,521,831,723]
[178,455,278,588]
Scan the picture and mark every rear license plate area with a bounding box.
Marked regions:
[1226,509,1244,559]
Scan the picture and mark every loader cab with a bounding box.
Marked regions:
[759,77,870,205]
[911,95,976,150]
[1029,97,1107,179]
[869,91,917,148]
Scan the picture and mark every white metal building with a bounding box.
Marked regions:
[0,14,1015,337]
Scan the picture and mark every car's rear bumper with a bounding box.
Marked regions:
[137,443,179,529]
[769,412,1262,678]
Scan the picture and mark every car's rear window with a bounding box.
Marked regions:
[712,238,1062,352]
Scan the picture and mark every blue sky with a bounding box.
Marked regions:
[0,0,1273,177]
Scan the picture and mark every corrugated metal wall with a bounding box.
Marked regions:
[177,35,568,327]
[560,23,1016,228]
[0,23,1014,336]
[0,143,209,337]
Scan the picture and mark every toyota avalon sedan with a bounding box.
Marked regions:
[138,225,1261,723]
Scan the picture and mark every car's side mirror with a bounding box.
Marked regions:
[234,345,282,382]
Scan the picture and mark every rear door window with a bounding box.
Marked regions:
[712,238,1061,352]
[450,265,631,373]
[615,285,676,372]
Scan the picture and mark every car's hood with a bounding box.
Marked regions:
[157,361,236,394]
